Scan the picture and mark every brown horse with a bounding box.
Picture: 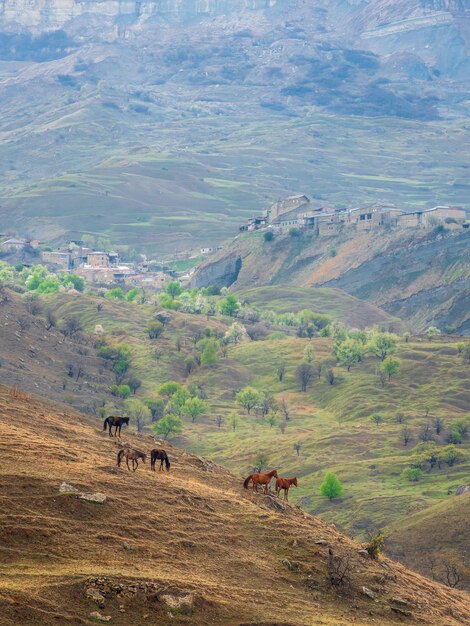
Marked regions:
[117,447,146,472]
[150,448,171,472]
[275,476,298,501]
[103,416,129,437]
[243,469,278,494]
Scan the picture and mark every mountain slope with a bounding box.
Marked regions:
[0,1,470,252]
[193,227,470,333]
[1,384,469,625]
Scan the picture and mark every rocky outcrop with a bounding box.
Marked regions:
[0,0,279,31]
[189,254,242,289]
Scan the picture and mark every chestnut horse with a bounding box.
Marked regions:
[150,448,171,472]
[275,476,298,501]
[243,469,278,494]
[117,447,146,472]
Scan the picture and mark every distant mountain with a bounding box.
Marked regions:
[0,0,469,251]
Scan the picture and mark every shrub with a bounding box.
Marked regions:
[320,472,343,500]
[111,384,131,399]
[362,533,386,559]
[264,230,274,242]
[147,321,164,339]
[236,387,262,414]
[402,467,423,482]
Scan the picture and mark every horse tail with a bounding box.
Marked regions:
[117,449,124,467]
[103,417,109,431]
[165,454,170,471]
[243,475,253,489]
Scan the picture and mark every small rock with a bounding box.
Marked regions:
[391,607,412,617]
[315,539,328,546]
[86,588,105,604]
[89,611,112,622]
[362,587,376,600]
[80,493,107,504]
[282,559,299,571]
[358,549,370,558]
[122,542,134,551]
[59,482,80,494]
[456,485,470,496]
[160,592,194,615]
[391,597,411,607]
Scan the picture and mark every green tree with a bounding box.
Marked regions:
[166,388,191,416]
[182,397,206,423]
[371,413,383,426]
[105,287,125,300]
[320,473,343,500]
[220,294,240,317]
[111,384,131,399]
[165,281,182,300]
[125,287,140,302]
[124,398,151,432]
[334,339,364,371]
[380,356,401,381]
[228,413,239,431]
[152,414,183,440]
[236,387,262,414]
[200,339,218,366]
[402,467,423,482]
[303,345,314,364]
[264,230,274,242]
[266,413,277,428]
[254,453,269,472]
[369,332,397,361]
[64,273,85,292]
[158,381,183,398]
[147,321,164,339]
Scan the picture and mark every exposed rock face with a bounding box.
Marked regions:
[0,0,280,31]
[189,254,242,289]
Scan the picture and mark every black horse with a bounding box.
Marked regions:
[150,448,171,472]
[103,416,129,437]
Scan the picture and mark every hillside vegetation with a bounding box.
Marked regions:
[6,284,467,590]
[1,385,469,626]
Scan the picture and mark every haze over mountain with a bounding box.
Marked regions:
[1,0,469,252]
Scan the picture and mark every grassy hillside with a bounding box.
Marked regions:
[38,291,469,581]
[235,286,399,330]
[5,287,470,589]
[1,384,469,626]
[2,107,470,253]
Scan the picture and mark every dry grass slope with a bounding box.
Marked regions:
[0,386,469,626]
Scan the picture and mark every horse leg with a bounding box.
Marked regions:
[133,459,138,472]
[285,488,288,501]
[126,456,131,471]
[108,423,112,437]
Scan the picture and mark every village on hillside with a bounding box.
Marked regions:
[240,195,469,236]
[0,238,182,291]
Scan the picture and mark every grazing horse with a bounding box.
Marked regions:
[150,448,171,472]
[243,469,278,494]
[103,416,129,437]
[275,476,298,501]
[117,447,146,472]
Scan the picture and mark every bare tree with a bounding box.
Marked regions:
[280,397,290,421]
[215,415,224,429]
[443,561,463,588]
[45,310,57,330]
[294,442,301,456]
[297,363,314,392]
[327,549,351,587]
[325,369,336,386]
[277,363,286,382]
[402,425,411,447]
[420,422,433,442]
[433,417,444,435]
